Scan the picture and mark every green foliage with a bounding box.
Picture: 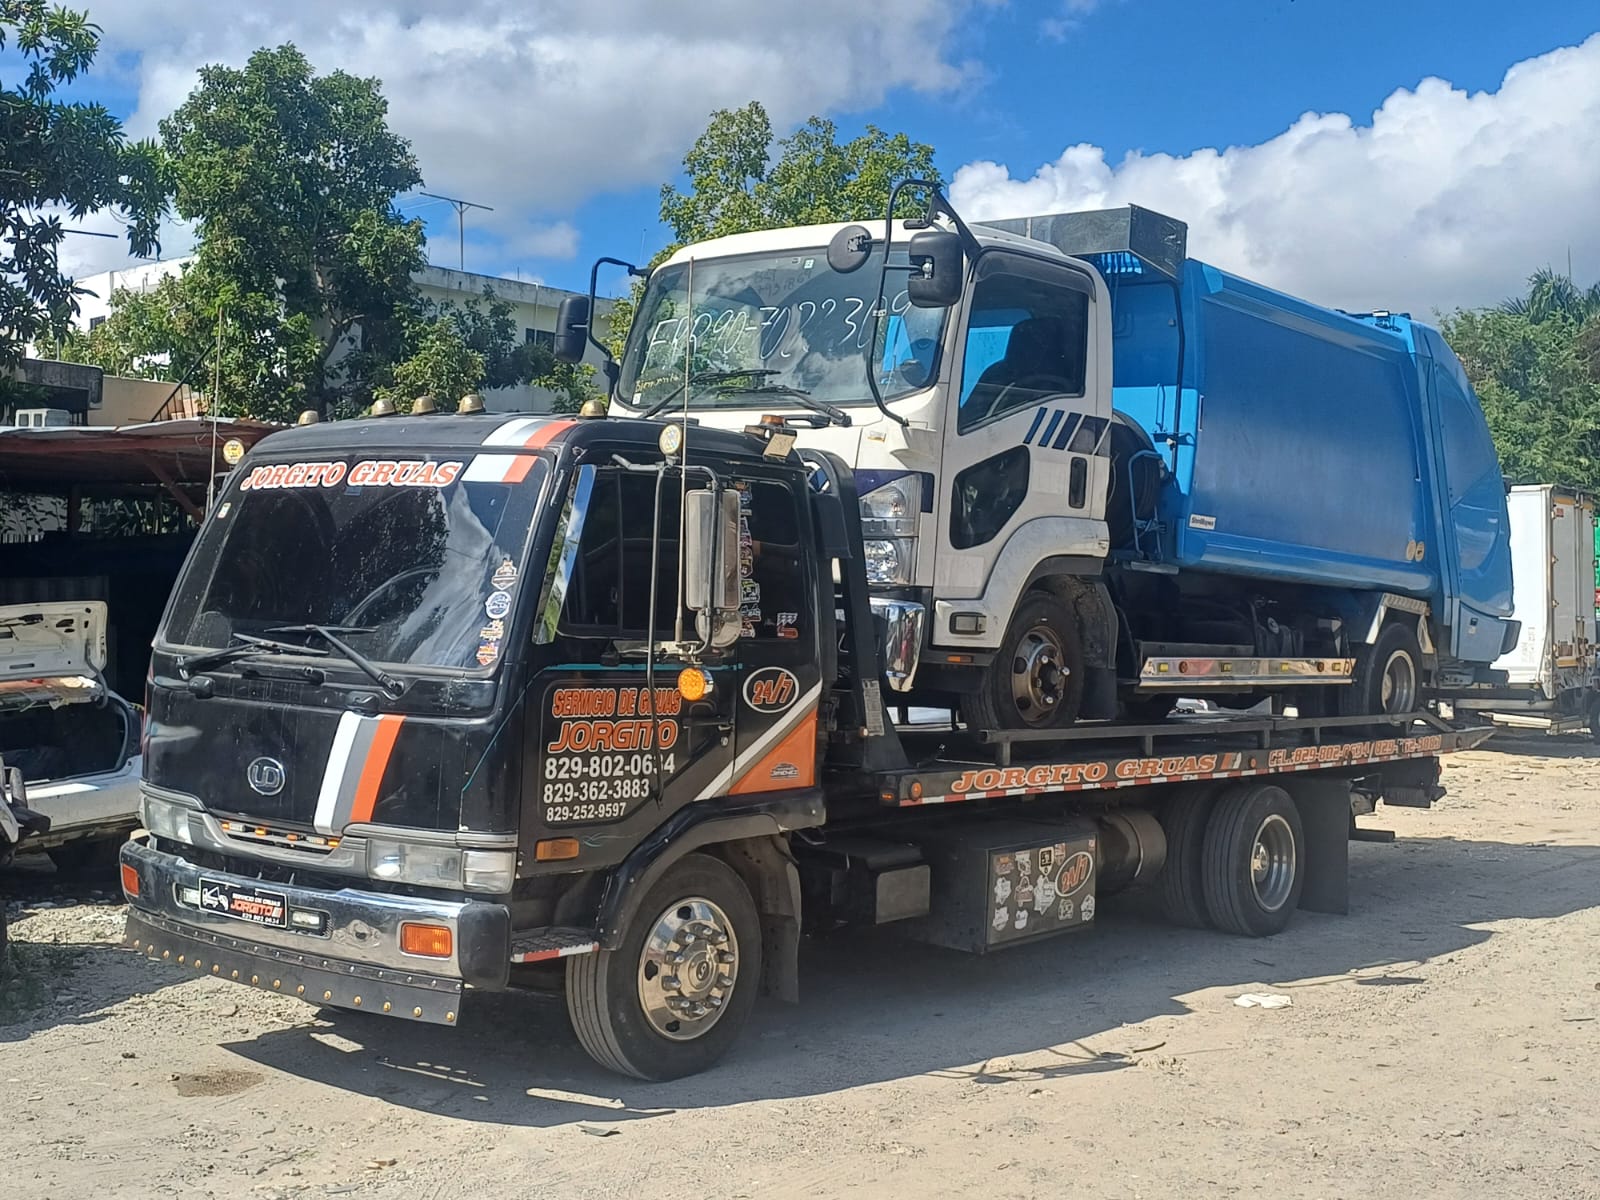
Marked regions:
[0,0,165,366]
[607,101,940,361]
[153,44,425,420]
[658,102,940,247]
[1443,268,1600,493]
[375,313,485,410]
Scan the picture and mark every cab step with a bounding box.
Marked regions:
[510,928,598,963]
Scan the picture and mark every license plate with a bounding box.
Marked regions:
[199,878,287,928]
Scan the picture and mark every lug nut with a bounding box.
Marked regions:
[716,951,735,964]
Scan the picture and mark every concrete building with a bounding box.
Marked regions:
[68,259,614,415]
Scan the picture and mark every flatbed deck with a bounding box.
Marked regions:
[879,712,1492,808]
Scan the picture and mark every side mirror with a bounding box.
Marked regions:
[907,228,964,308]
[553,295,591,364]
[684,487,742,650]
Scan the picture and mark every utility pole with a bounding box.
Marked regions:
[420,192,494,272]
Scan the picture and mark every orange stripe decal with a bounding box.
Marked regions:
[503,454,536,482]
[525,420,575,449]
[730,709,818,795]
[348,714,405,824]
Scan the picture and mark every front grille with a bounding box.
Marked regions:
[217,818,341,856]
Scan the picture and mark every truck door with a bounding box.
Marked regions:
[721,472,824,796]
[934,250,1109,633]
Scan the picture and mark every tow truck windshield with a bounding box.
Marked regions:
[617,245,948,413]
[161,454,550,673]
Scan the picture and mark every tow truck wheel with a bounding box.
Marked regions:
[566,853,761,1080]
[965,592,1086,731]
[1158,790,1219,928]
[1341,622,1422,717]
[1200,783,1305,936]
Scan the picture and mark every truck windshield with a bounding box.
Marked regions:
[616,246,948,412]
[162,453,550,672]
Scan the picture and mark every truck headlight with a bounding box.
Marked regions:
[366,839,515,894]
[141,790,198,846]
[859,475,921,585]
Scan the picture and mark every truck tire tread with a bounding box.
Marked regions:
[1200,783,1304,937]
[1158,790,1217,928]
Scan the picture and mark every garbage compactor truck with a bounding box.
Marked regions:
[555,185,1517,731]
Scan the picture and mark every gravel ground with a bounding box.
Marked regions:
[4,739,1599,1200]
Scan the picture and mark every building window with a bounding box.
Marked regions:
[89,316,106,331]
[526,328,555,351]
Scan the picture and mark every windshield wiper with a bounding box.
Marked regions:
[265,624,405,698]
[711,382,852,427]
[178,632,331,675]
[639,368,782,419]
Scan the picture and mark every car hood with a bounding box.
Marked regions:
[0,601,109,710]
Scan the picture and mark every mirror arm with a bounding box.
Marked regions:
[584,256,648,400]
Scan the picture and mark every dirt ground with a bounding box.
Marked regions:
[4,740,1599,1200]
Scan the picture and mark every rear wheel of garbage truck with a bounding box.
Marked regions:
[1341,622,1422,717]
[566,853,761,1081]
[964,592,1086,732]
[1200,782,1305,937]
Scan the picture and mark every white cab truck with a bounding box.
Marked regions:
[1456,485,1599,737]
[556,185,1516,734]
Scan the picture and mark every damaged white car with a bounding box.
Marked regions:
[0,601,141,873]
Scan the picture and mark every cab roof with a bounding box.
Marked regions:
[244,411,787,466]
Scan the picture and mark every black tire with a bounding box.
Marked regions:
[47,838,123,879]
[1587,695,1600,745]
[565,853,761,1081]
[1157,789,1218,928]
[964,590,1086,731]
[1200,782,1305,936]
[1341,622,1423,717]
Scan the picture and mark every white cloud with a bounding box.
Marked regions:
[950,34,1600,316]
[1041,0,1112,41]
[89,1,991,274]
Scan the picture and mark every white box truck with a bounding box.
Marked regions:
[1458,485,1599,737]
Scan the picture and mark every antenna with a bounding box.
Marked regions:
[420,192,494,272]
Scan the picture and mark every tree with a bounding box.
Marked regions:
[155,44,425,420]
[658,103,940,246]
[608,101,940,354]
[1443,268,1600,493]
[0,1,165,368]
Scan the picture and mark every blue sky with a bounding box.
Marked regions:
[33,1,1600,314]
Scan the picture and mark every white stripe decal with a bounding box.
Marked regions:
[693,683,823,802]
[462,454,521,482]
[482,417,543,446]
[314,712,363,834]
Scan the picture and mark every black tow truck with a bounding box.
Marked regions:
[121,410,1489,1079]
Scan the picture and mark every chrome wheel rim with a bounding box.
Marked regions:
[1010,625,1068,725]
[1250,813,1297,912]
[1379,648,1417,714]
[637,896,738,1041]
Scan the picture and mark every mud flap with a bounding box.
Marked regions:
[1379,757,1444,809]
[720,836,802,1004]
[1287,776,1351,916]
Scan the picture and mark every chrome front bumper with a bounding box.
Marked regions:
[120,835,510,1025]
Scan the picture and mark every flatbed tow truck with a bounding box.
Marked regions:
[120,411,1490,1079]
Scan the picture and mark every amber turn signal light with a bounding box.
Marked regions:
[677,668,711,702]
[399,922,453,958]
[535,838,581,862]
[120,863,140,898]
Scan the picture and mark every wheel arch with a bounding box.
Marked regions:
[1028,567,1118,670]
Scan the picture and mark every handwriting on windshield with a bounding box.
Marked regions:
[643,288,912,374]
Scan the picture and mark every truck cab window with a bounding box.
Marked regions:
[958,255,1090,433]
[560,470,684,635]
